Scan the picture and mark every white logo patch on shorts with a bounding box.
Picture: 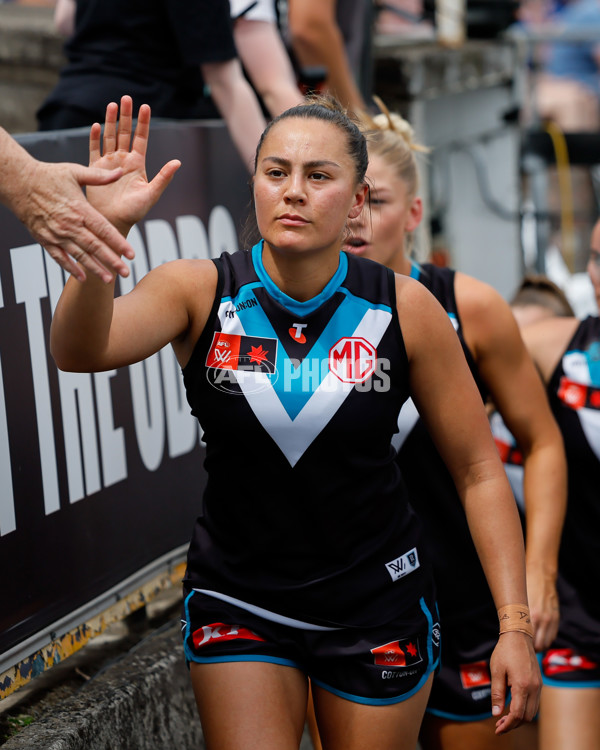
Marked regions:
[385,547,420,581]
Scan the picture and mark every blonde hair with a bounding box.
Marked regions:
[359,95,428,202]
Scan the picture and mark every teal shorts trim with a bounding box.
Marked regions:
[182,585,440,705]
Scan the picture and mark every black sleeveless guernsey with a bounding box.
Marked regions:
[394,263,494,622]
[547,315,600,621]
[182,244,432,628]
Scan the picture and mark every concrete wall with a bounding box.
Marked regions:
[0,5,64,133]
[1,622,205,750]
[1,620,315,750]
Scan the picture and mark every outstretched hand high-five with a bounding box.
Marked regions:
[87,95,181,238]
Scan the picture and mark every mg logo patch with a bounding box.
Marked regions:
[329,337,377,383]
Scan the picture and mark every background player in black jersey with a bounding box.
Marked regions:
[343,103,566,750]
[519,225,600,750]
[491,274,575,519]
[50,94,540,749]
[490,274,575,750]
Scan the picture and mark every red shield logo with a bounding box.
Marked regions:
[329,337,377,383]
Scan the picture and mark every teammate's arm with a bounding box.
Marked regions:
[397,275,541,735]
[456,273,567,651]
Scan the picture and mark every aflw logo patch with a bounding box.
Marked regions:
[460,661,491,689]
[192,622,265,649]
[385,547,420,581]
[558,376,600,410]
[371,638,422,667]
[543,648,598,676]
[206,332,277,373]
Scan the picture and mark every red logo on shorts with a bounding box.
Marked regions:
[543,648,598,676]
[192,622,265,649]
[459,661,491,689]
[371,639,422,667]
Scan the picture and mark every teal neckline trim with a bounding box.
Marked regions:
[251,241,348,316]
[410,260,421,280]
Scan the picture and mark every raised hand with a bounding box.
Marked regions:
[0,125,138,282]
[87,95,181,237]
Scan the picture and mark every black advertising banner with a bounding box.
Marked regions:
[0,121,250,660]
